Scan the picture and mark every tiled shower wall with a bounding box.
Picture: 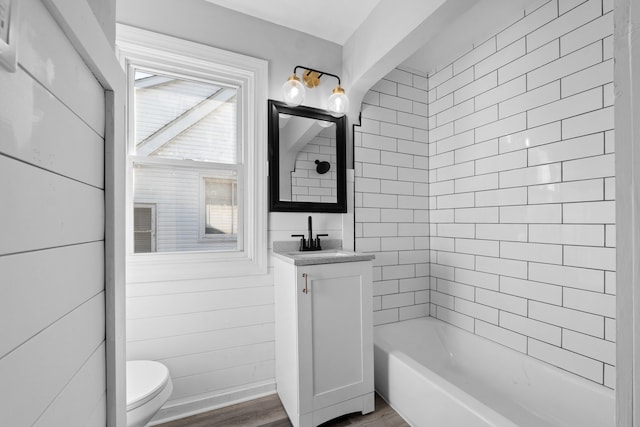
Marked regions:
[354,68,431,326]
[428,0,615,387]
[355,0,615,388]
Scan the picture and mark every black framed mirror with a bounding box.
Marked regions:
[268,100,347,212]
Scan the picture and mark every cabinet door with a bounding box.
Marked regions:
[297,261,373,414]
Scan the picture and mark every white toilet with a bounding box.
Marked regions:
[126,360,173,427]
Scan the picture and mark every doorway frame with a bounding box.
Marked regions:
[614,0,640,425]
[41,1,127,426]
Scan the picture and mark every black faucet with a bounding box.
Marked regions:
[291,216,328,251]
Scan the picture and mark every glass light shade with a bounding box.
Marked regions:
[327,86,349,117]
[281,75,305,106]
[318,120,334,128]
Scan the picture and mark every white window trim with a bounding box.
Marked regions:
[117,24,268,280]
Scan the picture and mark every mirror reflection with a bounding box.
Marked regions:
[278,114,337,203]
[268,100,346,213]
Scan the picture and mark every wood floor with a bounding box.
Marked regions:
[157,393,409,427]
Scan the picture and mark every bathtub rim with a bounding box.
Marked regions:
[374,316,615,427]
[375,321,520,426]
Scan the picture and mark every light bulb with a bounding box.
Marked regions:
[327,85,349,117]
[282,74,305,106]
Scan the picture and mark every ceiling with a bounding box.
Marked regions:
[201,0,536,75]
[203,0,383,45]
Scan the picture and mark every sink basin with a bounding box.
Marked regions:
[274,247,375,265]
[285,250,352,258]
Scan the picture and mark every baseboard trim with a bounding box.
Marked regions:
[149,380,277,425]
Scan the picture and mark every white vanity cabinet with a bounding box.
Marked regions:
[273,254,375,427]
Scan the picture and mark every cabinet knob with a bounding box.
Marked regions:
[302,273,309,294]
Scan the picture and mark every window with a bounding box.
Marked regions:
[118,25,268,277]
[134,204,156,253]
[131,70,242,253]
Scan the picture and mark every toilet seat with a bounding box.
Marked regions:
[126,360,171,412]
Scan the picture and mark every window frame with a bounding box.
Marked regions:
[117,24,268,279]
[130,67,244,252]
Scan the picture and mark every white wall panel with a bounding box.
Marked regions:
[126,272,273,296]
[126,270,277,417]
[127,304,274,342]
[0,67,104,188]
[170,361,275,401]
[127,323,273,361]
[33,344,107,427]
[0,242,104,357]
[0,294,105,427]
[162,342,274,379]
[19,0,105,136]
[0,156,104,255]
[126,286,274,319]
[0,3,108,426]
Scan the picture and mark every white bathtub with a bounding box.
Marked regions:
[374,317,614,427]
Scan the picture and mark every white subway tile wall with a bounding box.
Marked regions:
[355,0,615,392]
[355,67,430,326]
[427,0,614,388]
[355,0,613,390]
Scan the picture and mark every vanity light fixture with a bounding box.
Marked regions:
[281,65,350,117]
[281,74,305,106]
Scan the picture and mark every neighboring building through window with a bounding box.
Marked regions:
[131,70,241,253]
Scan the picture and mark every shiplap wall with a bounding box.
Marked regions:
[128,212,342,422]
[0,0,107,424]
[427,0,615,388]
[353,67,431,326]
